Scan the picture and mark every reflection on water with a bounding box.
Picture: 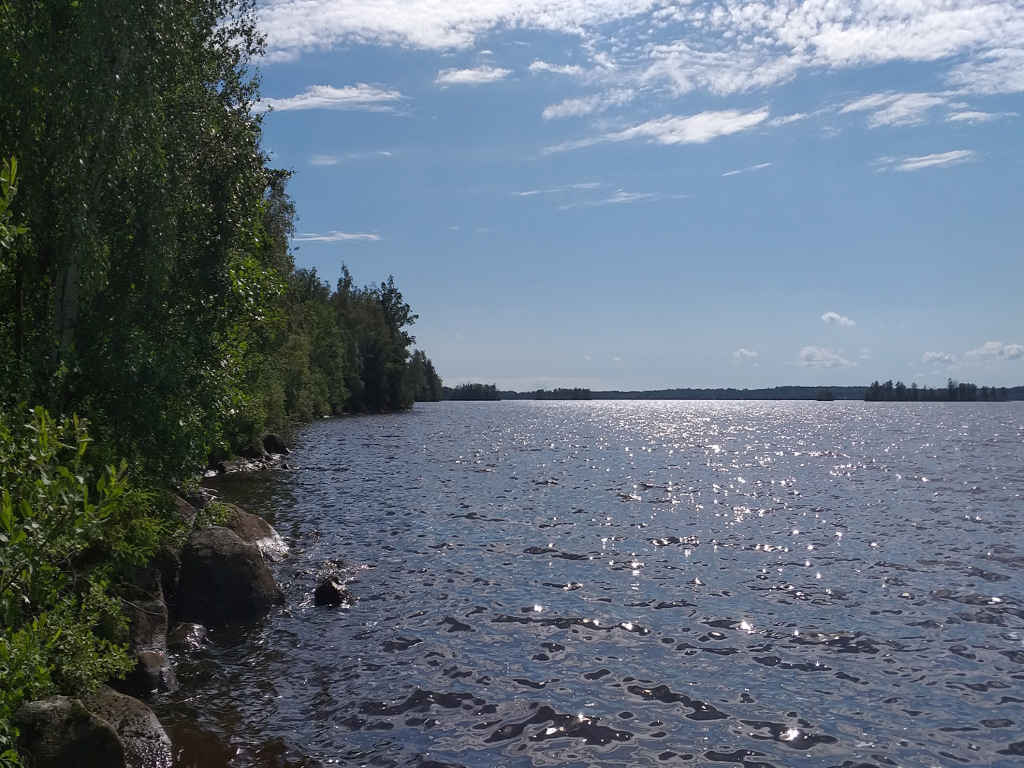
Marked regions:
[156,401,1024,767]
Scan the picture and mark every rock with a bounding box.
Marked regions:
[167,622,207,652]
[222,504,289,562]
[84,687,172,768]
[182,487,214,512]
[116,570,176,696]
[262,433,289,454]
[163,722,234,768]
[151,546,181,616]
[314,577,353,607]
[122,651,176,695]
[178,526,283,625]
[170,495,198,530]
[15,696,125,768]
[216,457,263,474]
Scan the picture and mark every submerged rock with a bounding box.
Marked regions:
[15,696,125,768]
[314,577,353,607]
[84,687,172,768]
[167,622,208,652]
[178,526,283,625]
[222,503,289,562]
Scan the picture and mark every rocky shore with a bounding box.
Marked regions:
[15,438,305,768]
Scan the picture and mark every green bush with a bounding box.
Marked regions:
[0,406,167,763]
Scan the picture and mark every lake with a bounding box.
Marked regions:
[163,401,1024,767]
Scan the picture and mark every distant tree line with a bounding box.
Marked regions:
[480,384,1023,401]
[588,386,869,400]
[865,379,1010,402]
[502,388,593,400]
[445,383,501,401]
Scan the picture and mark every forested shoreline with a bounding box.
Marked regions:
[445,384,1024,401]
[0,1,440,762]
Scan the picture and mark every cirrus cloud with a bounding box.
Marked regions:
[435,65,512,85]
[293,231,381,242]
[874,150,977,172]
[255,83,404,112]
[546,108,770,153]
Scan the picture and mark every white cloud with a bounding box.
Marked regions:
[768,113,809,127]
[922,351,957,365]
[542,89,634,119]
[722,162,772,177]
[518,182,602,196]
[821,311,856,327]
[547,108,770,154]
[875,150,977,172]
[311,150,393,165]
[259,0,657,54]
[256,84,403,112]
[611,109,770,145]
[733,348,759,361]
[799,346,854,368]
[529,60,585,76]
[946,110,1017,123]
[258,0,1024,104]
[559,189,659,209]
[840,92,948,127]
[293,231,381,242]
[947,49,1024,95]
[435,66,511,85]
[966,341,1024,360]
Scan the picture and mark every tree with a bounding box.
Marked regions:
[0,0,274,480]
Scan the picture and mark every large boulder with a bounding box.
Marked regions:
[178,526,283,625]
[84,687,172,768]
[15,696,125,768]
[222,504,289,562]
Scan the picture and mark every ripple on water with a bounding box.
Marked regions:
[158,401,1024,767]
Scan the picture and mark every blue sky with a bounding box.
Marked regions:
[254,0,1023,390]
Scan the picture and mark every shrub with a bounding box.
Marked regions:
[0,406,167,762]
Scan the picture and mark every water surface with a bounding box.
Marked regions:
[162,401,1024,767]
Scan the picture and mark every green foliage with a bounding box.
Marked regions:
[408,350,444,402]
[0,158,27,253]
[0,407,163,760]
[194,500,232,529]
[0,0,273,480]
[0,2,443,765]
